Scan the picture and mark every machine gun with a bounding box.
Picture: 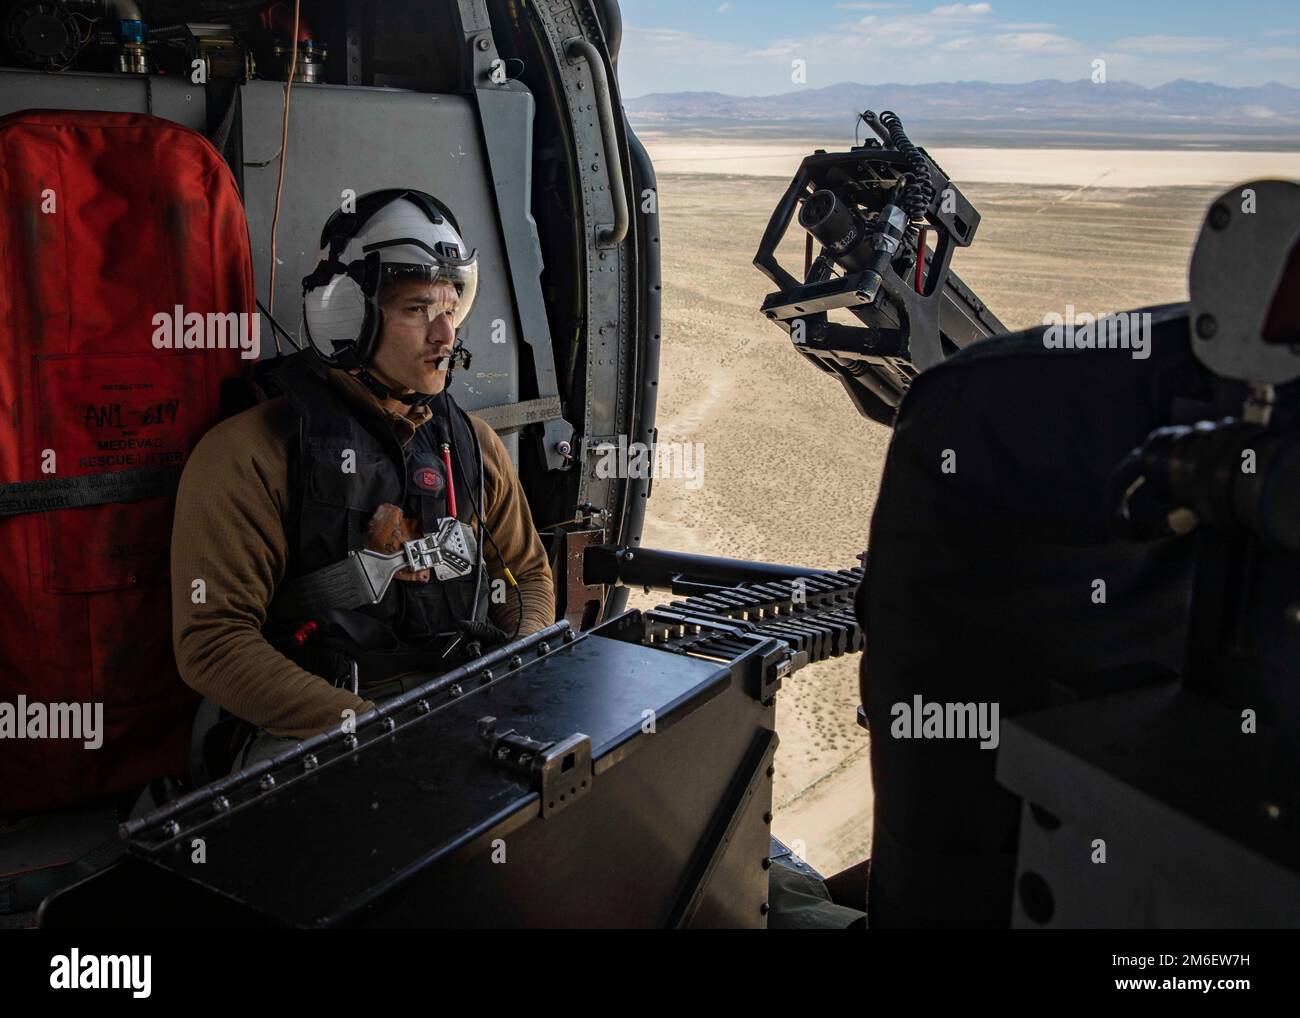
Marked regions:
[754,109,1005,425]
[551,111,1001,643]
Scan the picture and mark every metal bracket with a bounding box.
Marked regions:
[478,717,593,818]
[555,524,607,631]
[743,638,800,706]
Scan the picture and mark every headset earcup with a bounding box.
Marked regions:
[303,271,369,364]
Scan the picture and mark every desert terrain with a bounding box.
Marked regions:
[621,135,1263,875]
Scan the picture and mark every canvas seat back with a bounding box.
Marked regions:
[0,109,254,817]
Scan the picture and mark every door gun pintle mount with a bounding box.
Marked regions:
[753,109,1006,425]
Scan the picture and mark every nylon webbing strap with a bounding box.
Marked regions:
[275,555,377,618]
[0,465,184,518]
[471,395,564,435]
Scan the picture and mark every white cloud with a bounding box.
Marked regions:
[993,31,1074,53]
[931,2,992,16]
[618,24,757,80]
[846,14,941,47]
[1113,35,1233,54]
[1243,45,1300,60]
[833,2,907,7]
[717,2,731,11]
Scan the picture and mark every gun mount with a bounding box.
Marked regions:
[755,109,1005,424]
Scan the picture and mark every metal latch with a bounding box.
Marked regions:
[744,638,803,706]
[477,717,593,818]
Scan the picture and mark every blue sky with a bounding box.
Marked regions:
[615,1,1300,96]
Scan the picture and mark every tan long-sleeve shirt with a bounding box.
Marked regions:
[170,368,555,738]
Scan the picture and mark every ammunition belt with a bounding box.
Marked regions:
[641,568,864,672]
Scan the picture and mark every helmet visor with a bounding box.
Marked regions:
[378,253,478,327]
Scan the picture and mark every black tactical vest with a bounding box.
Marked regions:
[262,351,491,688]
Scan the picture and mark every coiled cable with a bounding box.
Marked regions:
[878,110,934,228]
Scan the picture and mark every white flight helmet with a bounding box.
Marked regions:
[301,188,478,370]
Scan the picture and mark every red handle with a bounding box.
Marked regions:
[440,444,457,518]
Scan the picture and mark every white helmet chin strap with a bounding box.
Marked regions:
[353,364,434,407]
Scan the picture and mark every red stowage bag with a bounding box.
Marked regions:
[0,110,254,816]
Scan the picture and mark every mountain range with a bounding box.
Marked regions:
[624,79,1300,146]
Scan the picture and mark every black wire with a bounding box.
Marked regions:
[440,388,482,621]
[256,297,302,352]
[445,386,523,642]
[878,110,934,229]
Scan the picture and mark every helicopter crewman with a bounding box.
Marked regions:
[170,189,555,770]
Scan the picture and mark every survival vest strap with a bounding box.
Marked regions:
[0,465,184,517]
